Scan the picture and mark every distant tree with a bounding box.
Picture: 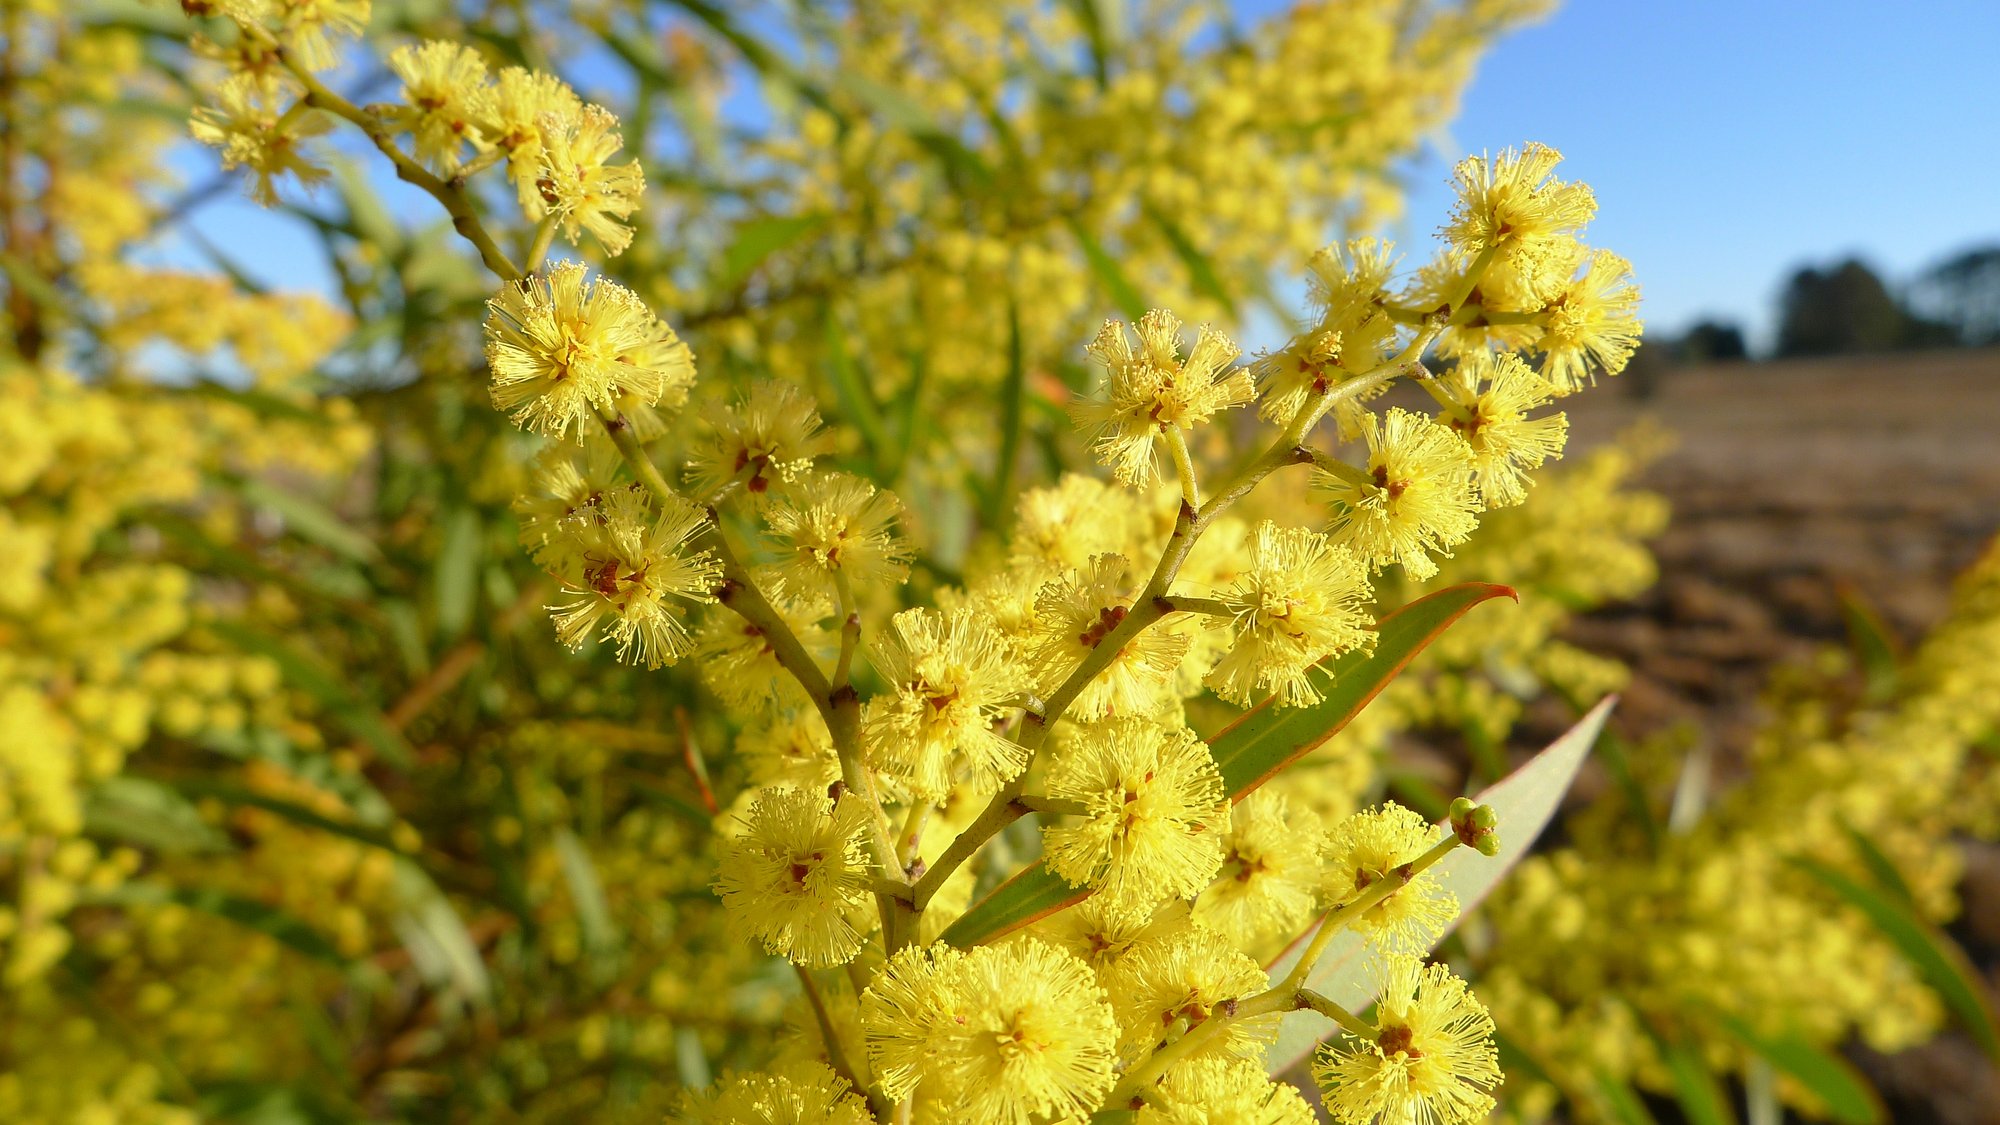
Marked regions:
[1678,319,1748,363]
[1910,244,2000,346]
[1776,258,1910,356]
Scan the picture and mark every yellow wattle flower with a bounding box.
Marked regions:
[1030,554,1188,720]
[1041,718,1229,910]
[1444,142,1597,258]
[863,607,1030,799]
[762,469,913,601]
[388,40,490,174]
[1316,407,1481,582]
[1322,803,1457,954]
[947,940,1120,1124]
[1073,309,1254,486]
[1313,957,1502,1125]
[1193,789,1326,947]
[1441,352,1570,508]
[545,487,720,669]
[679,1059,874,1124]
[535,105,645,257]
[190,72,334,206]
[1207,521,1376,707]
[1106,926,1277,1071]
[477,66,583,211]
[1536,248,1644,393]
[483,262,689,440]
[686,378,835,499]
[714,787,875,968]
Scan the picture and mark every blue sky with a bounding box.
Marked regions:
[1389,0,2000,348]
[169,1,2000,354]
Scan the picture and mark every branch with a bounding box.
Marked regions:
[256,27,522,281]
[794,965,887,1118]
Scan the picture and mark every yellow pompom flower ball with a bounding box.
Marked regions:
[1312,956,1502,1125]
[1041,718,1230,911]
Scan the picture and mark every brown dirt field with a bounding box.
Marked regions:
[1559,348,2000,1124]
[1560,347,2000,758]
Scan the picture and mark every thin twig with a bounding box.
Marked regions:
[794,965,885,1117]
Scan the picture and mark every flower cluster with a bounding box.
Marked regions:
[191,10,643,257]
[637,148,1612,1119]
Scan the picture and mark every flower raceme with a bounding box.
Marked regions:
[454,141,1617,1120]
[193,29,645,261]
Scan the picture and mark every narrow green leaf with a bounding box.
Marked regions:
[232,476,381,564]
[1592,1071,1662,1125]
[195,1082,348,1125]
[1212,584,1518,795]
[1660,1036,1740,1125]
[985,291,1027,529]
[939,584,1518,948]
[713,213,828,293]
[675,1027,713,1092]
[207,621,413,769]
[1599,728,1663,853]
[1064,214,1147,322]
[1839,822,1918,910]
[1706,1008,1884,1125]
[1745,1057,1781,1125]
[434,506,482,643]
[1835,583,1901,703]
[886,288,933,482]
[1144,202,1237,315]
[1382,769,1452,822]
[182,224,270,295]
[555,828,621,961]
[84,777,228,855]
[390,860,491,1003]
[1061,0,1114,88]
[1265,696,1616,1073]
[596,22,684,92]
[1793,856,2000,1060]
[937,863,1094,950]
[666,0,839,116]
[329,159,403,256]
[822,304,890,464]
[0,250,67,313]
[93,882,350,967]
[169,778,396,850]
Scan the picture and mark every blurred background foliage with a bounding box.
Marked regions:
[2,1,1998,1122]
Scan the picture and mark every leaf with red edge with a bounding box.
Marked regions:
[1264,696,1616,1076]
[937,583,1518,948]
